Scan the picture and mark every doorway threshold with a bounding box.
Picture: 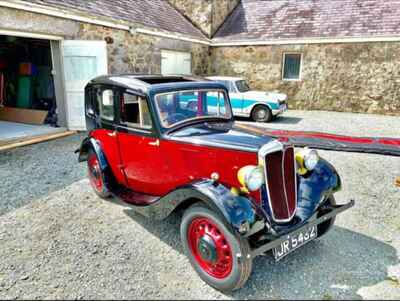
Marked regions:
[0,123,76,152]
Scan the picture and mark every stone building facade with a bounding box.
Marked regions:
[0,7,210,76]
[210,43,400,115]
[209,0,400,116]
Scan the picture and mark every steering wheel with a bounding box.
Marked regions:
[163,113,187,125]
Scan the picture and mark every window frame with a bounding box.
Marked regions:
[282,52,303,81]
[119,90,153,131]
[229,81,238,93]
[98,87,116,122]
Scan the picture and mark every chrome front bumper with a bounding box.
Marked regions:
[250,199,355,257]
[272,103,288,115]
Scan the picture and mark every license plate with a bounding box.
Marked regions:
[273,225,317,261]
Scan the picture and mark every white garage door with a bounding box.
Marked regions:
[62,40,108,130]
[161,50,191,75]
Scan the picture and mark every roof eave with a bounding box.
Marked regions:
[0,0,210,45]
[211,35,400,46]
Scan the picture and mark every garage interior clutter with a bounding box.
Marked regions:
[0,35,61,145]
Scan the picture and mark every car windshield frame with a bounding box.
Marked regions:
[153,89,233,130]
[235,80,251,93]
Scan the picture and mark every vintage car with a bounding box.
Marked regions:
[77,75,354,291]
[206,76,288,122]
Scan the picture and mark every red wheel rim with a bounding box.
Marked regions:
[88,154,103,192]
[187,217,233,279]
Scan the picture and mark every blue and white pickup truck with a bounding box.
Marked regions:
[206,76,288,122]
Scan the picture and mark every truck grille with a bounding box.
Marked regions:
[261,143,297,223]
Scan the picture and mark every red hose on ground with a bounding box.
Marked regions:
[237,124,400,156]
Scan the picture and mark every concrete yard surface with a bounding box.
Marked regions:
[0,149,399,300]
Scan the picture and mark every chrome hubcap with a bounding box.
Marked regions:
[257,110,267,119]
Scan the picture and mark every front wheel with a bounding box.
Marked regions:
[181,204,253,292]
[251,105,273,122]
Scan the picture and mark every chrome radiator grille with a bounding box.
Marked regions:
[259,141,297,223]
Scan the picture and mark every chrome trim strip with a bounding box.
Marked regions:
[258,140,297,223]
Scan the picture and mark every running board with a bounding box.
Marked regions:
[113,187,159,206]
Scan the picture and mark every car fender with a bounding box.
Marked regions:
[77,137,108,171]
[133,179,257,233]
[296,158,342,221]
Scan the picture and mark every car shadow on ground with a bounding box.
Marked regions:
[235,116,303,125]
[123,208,398,299]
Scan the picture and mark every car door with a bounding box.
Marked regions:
[89,85,126,185]
[226,81,244,115]
[115,90,167,196]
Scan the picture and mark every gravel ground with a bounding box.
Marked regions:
[0,133,86,215]
[0,111,399,299]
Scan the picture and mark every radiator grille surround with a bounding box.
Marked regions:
[259,141,297,223]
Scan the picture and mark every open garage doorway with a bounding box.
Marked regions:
[0,35,67,147]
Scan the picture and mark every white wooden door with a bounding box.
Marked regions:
[62,40,108,130]
[161,50,191,75]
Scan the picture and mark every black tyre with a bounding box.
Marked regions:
[181,204,253,292]
[317,195,336,238]
[87,149,112,199]
[251,105,273,122]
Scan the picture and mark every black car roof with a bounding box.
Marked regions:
[87,74,222,95]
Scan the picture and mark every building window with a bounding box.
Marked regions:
[282,53,302,81]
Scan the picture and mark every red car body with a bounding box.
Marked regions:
[77,75,354,291]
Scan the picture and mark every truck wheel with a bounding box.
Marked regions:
[181,204,253,292]
[317,195,336,238]
[87,149,111,199]
[251,105,272,122]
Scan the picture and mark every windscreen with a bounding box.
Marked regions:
[235,80,251,93]
[154,90,232,128]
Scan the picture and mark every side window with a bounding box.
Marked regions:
[218,80,230,92]
[283,53,302,80]
[120,93,152,129]
[85,88,96,116]
[229,81,237,93]
[98,89,115,121]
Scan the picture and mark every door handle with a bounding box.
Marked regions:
[148,139,160,147]
[107,130,117,137]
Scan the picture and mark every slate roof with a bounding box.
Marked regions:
[213,0,400,43]
[27,0,207,40]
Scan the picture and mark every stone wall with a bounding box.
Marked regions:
[211,0,239,36]
[77,24,210,75]
[167,0,239,37]
[168,0,212,37]
[210,43,400,115]
[0,7,210,76]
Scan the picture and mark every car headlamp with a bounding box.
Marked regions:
[296,148,320,175]
[238,165,265,192]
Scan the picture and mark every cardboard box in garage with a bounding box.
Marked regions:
[0,107,48,125]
